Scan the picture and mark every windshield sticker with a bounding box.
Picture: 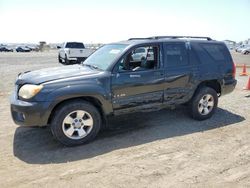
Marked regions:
[109,49,121,54]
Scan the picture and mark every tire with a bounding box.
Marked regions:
[245,51,249,55]
[64,54,70,65]
[58,55,62,63]
[50,100,101,146]
[188,87,218,120]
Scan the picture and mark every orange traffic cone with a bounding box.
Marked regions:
[240,64,248,76]
[243,76,250,90]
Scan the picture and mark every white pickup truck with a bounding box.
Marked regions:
[58,42,95,64]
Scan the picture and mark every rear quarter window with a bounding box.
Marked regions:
[201,43,226,61]
[191,42,232,65]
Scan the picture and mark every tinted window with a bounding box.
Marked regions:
[164,43,188,67]
[201,44,225,61]
[65,42,85,48]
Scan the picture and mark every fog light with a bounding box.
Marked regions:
[17,112,25,121]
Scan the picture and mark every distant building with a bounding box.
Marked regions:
[241,39,250,45]
[223,40,236,50]
[39,41,50,51]
[223,40,236,45]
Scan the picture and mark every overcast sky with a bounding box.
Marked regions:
[0,0,249,43]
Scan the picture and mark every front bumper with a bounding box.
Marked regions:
[10,93,51,127]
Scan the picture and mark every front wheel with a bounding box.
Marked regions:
[58,55,62,63]
[188,87,218,120]
[50,100,101,146]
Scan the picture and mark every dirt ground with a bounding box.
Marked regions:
[0,51,250,188]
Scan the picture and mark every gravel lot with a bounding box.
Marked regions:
[0,51,250,187]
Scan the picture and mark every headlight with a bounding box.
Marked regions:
[18,84,43,99]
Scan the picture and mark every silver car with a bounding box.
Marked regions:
[241,46,250,55]
[131,47,154,61]
[235,45,247,53]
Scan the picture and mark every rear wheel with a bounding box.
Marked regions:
[50,100,101,146]
[58,55,62,63]
[188,87,218,120]
[64,54,70,65]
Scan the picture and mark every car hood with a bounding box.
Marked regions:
[16,65,100,85]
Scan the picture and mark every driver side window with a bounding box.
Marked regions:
[118,45,159,72]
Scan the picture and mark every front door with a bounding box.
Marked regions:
[111,45,165,114]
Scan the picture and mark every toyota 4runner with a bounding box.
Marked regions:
[11,36,237,146]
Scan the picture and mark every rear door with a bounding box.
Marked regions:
[163,42,195,104]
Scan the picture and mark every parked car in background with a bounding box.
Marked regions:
[0,46,14,52]
[241,46,250,55]
[26,45,39,51]
[58,42,95,65]
[16,46,32,52]
[131,47,154,61]
[235,45,247,53]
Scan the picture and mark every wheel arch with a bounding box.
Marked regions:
[194,80,221,97]
[47,96,107,127]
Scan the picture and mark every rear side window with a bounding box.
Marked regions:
[201,44,226,61]
[164,43,188,67]
[65,42,85,48]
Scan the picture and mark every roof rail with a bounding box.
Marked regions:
[149,36,213,41]
[128,38,149,40]
[128,36,213,41]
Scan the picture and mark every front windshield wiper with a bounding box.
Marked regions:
[82,63,103,71]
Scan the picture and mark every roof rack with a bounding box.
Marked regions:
[128,38,149,40]
[128,36,213,41]
[151,36,213,40]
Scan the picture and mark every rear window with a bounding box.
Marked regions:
[65,42,85,48]
[201,44,226,61]
[164,43,188,67]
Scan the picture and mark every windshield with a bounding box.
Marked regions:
[83,44,128,70]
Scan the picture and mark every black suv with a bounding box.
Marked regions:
[11,36,237,146]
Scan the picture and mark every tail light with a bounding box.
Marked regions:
[232,62,236,78]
